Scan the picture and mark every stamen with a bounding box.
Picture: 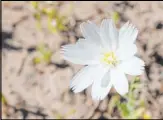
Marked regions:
[101,51,118,66]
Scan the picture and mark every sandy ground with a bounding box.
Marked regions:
[2,1,163,119]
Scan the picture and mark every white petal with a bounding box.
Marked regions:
[111,68,129,95]
[119,21,138,45]
[71,65,103,93]
[100,19,118,50]
[118,56,145,75]
[87,20,100,34]
[100,19,112,49]
[61,38,100,65]
[116,43,137,60]
[91,69,112,100]
[80,21,101,46]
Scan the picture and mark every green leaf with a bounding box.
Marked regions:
[33,57,42,64]
[132,107,145,119]
[1,93,7,105]
[56,16,67,31]
[135,76,140,81]
[37,44,44,54]
[119,103,130,117]
[34,12,41,21]
[48,17,57,33]
[47,8,57,19]
[129,77,141,93]
[43,51,52,63]
[112,12,120,24]
[34,12,42,30]
[31,1,39,9]
[140,100,145,107]
[36,43,52,64]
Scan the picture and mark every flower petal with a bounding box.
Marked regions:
[111,68,128,95]
[100,19,118,50]
[70,65,103,93]
[118,56,145,75]
[119,21,138,45]
[61,38,100,65]
[80,21,101,46]
[116,43,137,60]
[87,20,100,34]
[91,69,112,100]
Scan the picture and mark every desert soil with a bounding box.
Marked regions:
[2,1,163,119]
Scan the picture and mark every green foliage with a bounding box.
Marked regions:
[34,12,42,30]
[31,1,68,33]
[33,43,52,65]
[48,15,67,33]
[112,12,120,24]
[31,1,38,9]
[1,93,7,105]
[109,77,150,119]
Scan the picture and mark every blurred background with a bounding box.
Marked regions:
[2,1,163,119]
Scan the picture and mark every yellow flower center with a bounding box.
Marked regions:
[101,51,118,66]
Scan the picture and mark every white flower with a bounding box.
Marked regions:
[61,19,145,100]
